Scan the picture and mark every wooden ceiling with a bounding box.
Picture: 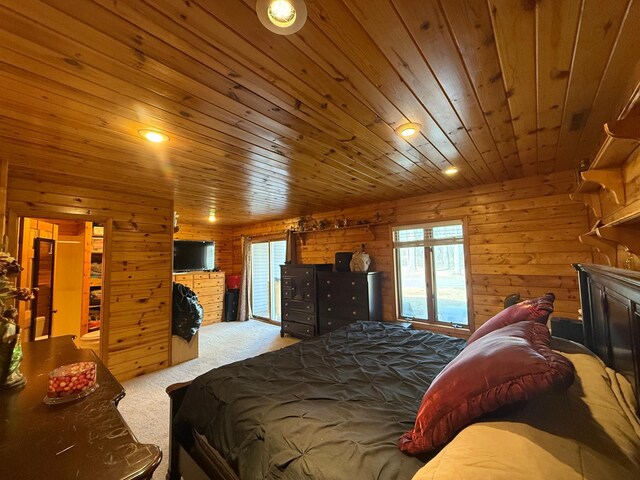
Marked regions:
[1,0,639,225]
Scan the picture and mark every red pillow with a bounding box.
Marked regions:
[398,321,575,455]
[466,293,555,345]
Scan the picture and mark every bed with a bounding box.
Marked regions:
[167,263,640,480]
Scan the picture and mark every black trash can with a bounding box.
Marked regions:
[224,289,239,321]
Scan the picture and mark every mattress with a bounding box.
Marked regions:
[174,321,466,479]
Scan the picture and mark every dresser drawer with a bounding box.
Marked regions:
[319,276,367,297]
[282,299,315,313]
[282,321,315,338]
[319,316,354,335]
[320,289,367,306]
[282,266,315,278]
[282,309,315,325]
[282,284,314,299]
[173,274,193,287]
[194,278,224,290]
[319,303,369,320]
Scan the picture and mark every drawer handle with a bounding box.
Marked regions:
[352,296,356,300]
[306,329,310,333]
[328,321,332,326]
[284,302,289,307]
[352,311,357,315]
[351,281,356,286]
[326,280,331,284]
[306,305,311,310]
[327,293,331,298]
[307,316,312,321]
[328,307,332,312]
[306,282,310,286]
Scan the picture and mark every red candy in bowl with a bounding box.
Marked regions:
[44,361,98,404]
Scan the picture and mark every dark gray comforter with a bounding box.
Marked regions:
[175,321,466,480]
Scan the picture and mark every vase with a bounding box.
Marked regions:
[0,319,26,390]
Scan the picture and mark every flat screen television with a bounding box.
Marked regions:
[173,240,215,272]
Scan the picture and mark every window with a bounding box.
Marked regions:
[393,220,469,327]
[251,239,286,322]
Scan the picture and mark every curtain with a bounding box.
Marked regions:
[237,236,252,321]
[285,229,297,264]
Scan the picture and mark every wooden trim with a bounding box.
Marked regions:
[242,232,287,241]
[99,218,112,364]
[0,159,7,242]
[7,210,18,258]
[169,199,174,368]
[80,222,92,337]
[462,216,475,333]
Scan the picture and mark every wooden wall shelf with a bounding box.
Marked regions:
[295,222,388,245]
[576,168,625,205]
[596,224,640,257]
[592,115,640,168]
[569,192,602,218]
[578,231,617,266]
[572,109,640,269]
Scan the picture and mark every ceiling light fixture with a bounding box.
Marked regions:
[395,122,421,138]
[138,129,169,143]
[256,0,307,35]
[208,210,217,222]
[444,167,459,176]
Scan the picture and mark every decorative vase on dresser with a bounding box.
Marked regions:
[317,271,383,335]
[280,264,332,339]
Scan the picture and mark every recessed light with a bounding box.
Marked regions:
[395,122,421,138]
[138,129,169,143]
[257,0,307,35]
[208,211,216,222]
[444,167,459,175]
[268,0,296,27]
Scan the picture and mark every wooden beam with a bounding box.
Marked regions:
[0,159,7,243]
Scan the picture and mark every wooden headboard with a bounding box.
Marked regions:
[573,264,640,412]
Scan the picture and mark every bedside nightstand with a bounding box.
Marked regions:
[551,317,584,345]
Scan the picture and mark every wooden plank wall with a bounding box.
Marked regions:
[230,171,592,331]
[174,222,234,273]
[7,173,173,381]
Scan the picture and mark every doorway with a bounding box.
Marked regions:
[17,218,105,355]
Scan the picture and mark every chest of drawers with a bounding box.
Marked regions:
[317,271,383,334]
[280,264,332,338]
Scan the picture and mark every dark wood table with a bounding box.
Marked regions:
[0,336,161,479]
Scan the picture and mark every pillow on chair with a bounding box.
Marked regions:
[466,293,555,345]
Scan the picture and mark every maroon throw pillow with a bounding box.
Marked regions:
[466,293,555,345]
[398,321,575,455]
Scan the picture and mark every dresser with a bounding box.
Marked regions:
[173,271,225,325]
[317,271,383,335]
[280,264,332,338]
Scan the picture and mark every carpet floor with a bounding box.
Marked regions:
[118,320,298,479]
